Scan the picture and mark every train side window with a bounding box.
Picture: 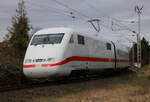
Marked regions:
[78,35,85,45]
[106,43,111,50]
[69,35,74,43]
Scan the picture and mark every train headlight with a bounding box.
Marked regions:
[47,58,54,62]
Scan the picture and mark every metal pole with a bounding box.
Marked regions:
[137,32,139,67]
[138,8,142,68]
[139,13,142,68]
[135,5,143,68]
[132,43,134,65]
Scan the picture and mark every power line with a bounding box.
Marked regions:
[26,1,72,17]
[111,18,137,33]
[83,0,137,33]
[26,0,90,22]
[84,0,110,18]
[27,0,138,37]
[28,0,132,34]
[27,0,70,13]
[84,0,100,13]
[51,0,90,19]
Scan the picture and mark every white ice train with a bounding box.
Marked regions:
[23,27,129,80]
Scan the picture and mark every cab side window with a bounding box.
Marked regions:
[106,43,111,50]
[69,35,74,44]
[78,35,85,45]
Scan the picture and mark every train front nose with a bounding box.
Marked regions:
[23,65,58,79]
[22,46,61,79]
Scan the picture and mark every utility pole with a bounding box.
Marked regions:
[132,41,136,66]
[132,43,134,65]
[135,5,143,68]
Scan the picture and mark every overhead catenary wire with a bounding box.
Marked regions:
[26,1,73,18]
[83,0,130,32]
[27,0,137,36]
[83,0,137,33]
[112,18,137,33]
[51,0,90,19]
[26,0,89,22]
[47,0,139,50]
[84,0,101,16]
[84,0,110,19]
[28,0,125,32]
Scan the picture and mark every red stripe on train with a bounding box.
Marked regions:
[23,56,129,68]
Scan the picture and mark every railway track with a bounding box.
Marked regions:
[0,68,134,93]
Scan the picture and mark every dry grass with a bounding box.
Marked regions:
[0,66,150,102]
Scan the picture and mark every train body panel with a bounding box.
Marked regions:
[23,27,129,80]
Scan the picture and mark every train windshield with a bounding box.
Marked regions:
[31,33,64,45]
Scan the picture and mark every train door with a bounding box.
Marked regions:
[69,34,75,53]
[111,41,117,68]
[68,34,75,69]
[85,37,89,70]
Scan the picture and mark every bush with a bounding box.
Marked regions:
[0,46,23,86]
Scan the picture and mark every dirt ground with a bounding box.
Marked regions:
[0,67,150,102]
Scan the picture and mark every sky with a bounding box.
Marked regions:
[0,0,150,47]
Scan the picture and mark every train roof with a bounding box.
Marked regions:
[35,27,129,52]
[35,27,73,35]
[35,27,107,41]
